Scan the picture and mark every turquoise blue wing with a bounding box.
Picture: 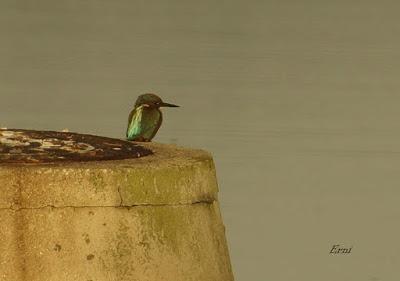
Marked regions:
[127,106,162,141]
[127,106,160,140]
[126,106,145,140]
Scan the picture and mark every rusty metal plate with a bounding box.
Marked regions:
[0,129,152,164]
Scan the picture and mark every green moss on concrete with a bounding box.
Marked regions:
[117,159,218,205]
[88,171,107,193]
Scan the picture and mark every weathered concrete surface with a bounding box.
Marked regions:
[0,140,234,281]
[0,143,218,209]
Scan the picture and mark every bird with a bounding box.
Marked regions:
[126,93,179,142]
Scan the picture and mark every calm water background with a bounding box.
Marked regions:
[2,1,400,280]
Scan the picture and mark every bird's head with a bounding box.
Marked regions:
[135,93,179,109]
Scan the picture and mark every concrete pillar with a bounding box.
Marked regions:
[0,129,233,281]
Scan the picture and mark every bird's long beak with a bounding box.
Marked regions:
[160,102,179,107]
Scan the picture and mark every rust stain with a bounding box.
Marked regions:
[86,254,95,260]
[0,129,152,164]
[54,244,62,252]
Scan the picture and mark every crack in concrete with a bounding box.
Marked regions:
[117,185,123,206]
[1,200,215,211]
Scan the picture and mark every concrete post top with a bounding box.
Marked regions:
[0,129,218,209]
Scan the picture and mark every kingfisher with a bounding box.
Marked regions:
[126,93,179,142]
